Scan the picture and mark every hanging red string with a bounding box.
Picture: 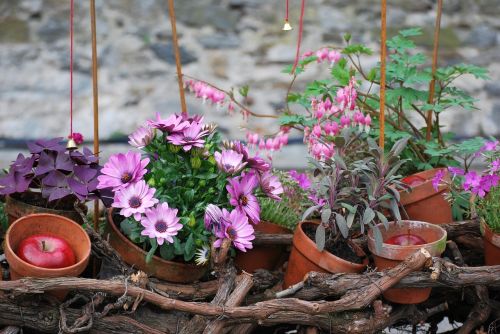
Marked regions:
[285,0,289,22]
[291,0,306,74]
[69,0,74,139]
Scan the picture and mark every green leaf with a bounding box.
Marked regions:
[321,208,332,224]
[390,199,402,223]
[335,213,349,238]
[160,243,175,260]
[302,205,322,221]
[315,223,326,251]
[372,225,384,253]
[184,234,195,261]
[146,239,158,263]
[331,58,350,86]
[346,212,355,228]
[376,211,389,230]
[174,238,183,255]
[342,44,373,55]
[238,85,249,98]
[399,27,422,37]
[362,207,376,226]
[340,203,356,214]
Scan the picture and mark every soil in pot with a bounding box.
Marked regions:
[5,192,86,225]
[481,220,500,266]
[234,221,291,273]
[4,213,91,300]
[400,168,452,225]
[368,220,447,304]
[283,221,368,289]
[106,210,207,283]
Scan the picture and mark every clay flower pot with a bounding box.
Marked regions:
[368,220,447,304]
[5,193,86,226]
[4,213,91,299]
[106,209,207,283]
[481,220,500,266]
[234,221,292,273]
[400,168,453,225]
[283,221,368,289]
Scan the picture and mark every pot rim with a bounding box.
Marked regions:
[107,209,207,269]
[399,168,450,205]
[367,220,447,260]
[7,193,86,213]
[294,221,368,269]
[5,213,91,272]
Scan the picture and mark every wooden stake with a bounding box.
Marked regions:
[379,0,387,149]
[425,0,443,141]
[167,0,188,116]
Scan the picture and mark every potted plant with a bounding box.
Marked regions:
[0,137,102,225]
[433,139,500,265]
[101,113,283,283]
[234,169,314,273]
[283,134,410,288]
[4,213,91,299]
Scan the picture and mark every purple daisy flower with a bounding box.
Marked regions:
[148,112,189,133]
[167,121,208,152]
[128,125,154,148]
[227,173,260,224]
[289,170,311,189]
[213,209,255,252]
[447,166,465,178]
[97,151,149,191]
[259,171,283,201]
[431,169,446,192]
[204,204,225,232]
[112,180,158,221]
[214,150,247,174]
[233,141,270,172]
[140,202,183,245]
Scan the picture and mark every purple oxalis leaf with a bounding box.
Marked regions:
[34,151,57,176]
[27,137,65,154]
[70,147,98,165]
[55,152,74,172]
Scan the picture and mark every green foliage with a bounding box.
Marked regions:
[477,186,500,233]
[0,201,7,232]
[259,170,313,230]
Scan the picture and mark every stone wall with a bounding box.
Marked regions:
[0,0,499,143]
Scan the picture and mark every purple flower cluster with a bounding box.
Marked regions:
[433,141,500,198]
[0,138,100,202]
[206,141,284,251]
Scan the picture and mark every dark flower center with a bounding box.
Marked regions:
[121,172,132,183]
[184,136,194,141]
[227,226,237,240]
[128,196,142,208]
[155,221,168,233]
[224,163,234,170]
[241,195,248,206]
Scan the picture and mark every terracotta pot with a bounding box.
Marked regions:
[481,220,500,266]
[283,221,368,289]
[368,220,447,304]
[400,168,452,225]
[5,193,86,226]
[4,213,91,300]
[106,209,207,283]
[234,221,292,273]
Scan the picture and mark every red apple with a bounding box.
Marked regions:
[402,175,426,187]
[385,234,426,246]
[16,234,76,269]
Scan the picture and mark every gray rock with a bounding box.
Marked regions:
[0,17,30,43]
[150,43,197,65]
[197,33,240,49]
[176,3,241,32]
[491,103,500,132]
[37,19,68,43]
[466,25,497,49]
[485,83,500,97]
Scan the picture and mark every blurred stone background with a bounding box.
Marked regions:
[0,0,499,168]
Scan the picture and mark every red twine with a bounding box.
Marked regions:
[291,0,306,74]
[69,0,74,138]
[285,0,289,21]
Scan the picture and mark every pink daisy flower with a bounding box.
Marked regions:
[227,173,260,224]
[128,125,154,148]
[112,180,158,221]
[259,171,284,201]
[214,150,247,174]
[214,209,255,252]
[140,202,183,245]
[167,121,208,151]
[148,112,189,133]
[233,141,270,172]
[97,151,149,190]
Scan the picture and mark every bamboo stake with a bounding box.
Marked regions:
[425,0,443,141]
[379,0,387,149]
[167,0,188,116]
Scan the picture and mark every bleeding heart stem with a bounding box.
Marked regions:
[41,240,46,252]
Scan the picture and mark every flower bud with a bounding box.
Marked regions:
[168,144,181,153]
[190,156,202,169]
